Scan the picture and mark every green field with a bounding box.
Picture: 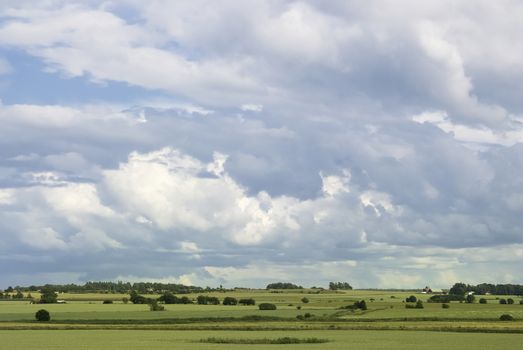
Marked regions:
[1,290,522,349]
[1,330,522,350]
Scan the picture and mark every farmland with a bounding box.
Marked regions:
[1,289,522,349]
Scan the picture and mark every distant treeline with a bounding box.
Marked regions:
[266,282,303,289]
[449,282,523,296]
[2,281,209,294]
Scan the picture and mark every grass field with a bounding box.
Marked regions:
[1,329,522,350]
[1,289,522,349]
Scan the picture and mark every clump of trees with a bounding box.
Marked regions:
[405,295,417,303]
[238,298,256,305]
[341,300,367,311]
[427,294,464,303]
[449,282,523,296]
[158,292,193,304]
[259,303,277,310]
[328,282,353,290]
[39,287,58,304]
[499,314,514,321]
[129,290,149,304]
[196,295,220,305]
[266,282,303,290]
[222,297,238,305]
[35,309,51,321]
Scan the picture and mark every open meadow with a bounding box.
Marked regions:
[1,289,522,349]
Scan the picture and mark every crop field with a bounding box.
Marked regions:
[1,290,522,349]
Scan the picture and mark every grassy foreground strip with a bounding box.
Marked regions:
[200,336,329,344]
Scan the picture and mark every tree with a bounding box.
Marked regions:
[14,291,24,299]
[415,300,424,309]
[500,298,507,304]
[466,294,475,303]
[35,309,51,321]
[301,297,309,304]
[507,298,514,304]
[39,287,57,304]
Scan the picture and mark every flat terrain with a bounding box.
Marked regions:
[1,290,522,349]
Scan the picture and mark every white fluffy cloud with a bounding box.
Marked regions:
[0,1,522,288]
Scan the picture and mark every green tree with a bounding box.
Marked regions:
[35,309,51,321]
[39,287,57,304]
[466,294,475,303]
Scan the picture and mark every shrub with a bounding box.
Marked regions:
[122,297,129,304]
[102,300,113,304]
[304,312,312,318]
[296,306,301,310]
[259,303,277,310]
[499,299,507,304]
[520,300,523,305]
[415,300,424,309]
[223,297,238,305]
[301,297,309,304]
[442,303,450,309]
[479,298,487,304]
[238,298,256,306]
[466,294,475,303]
[35,309,50,321]
[148,300,165,311]
[499,314,514,321]
[507,298,514,305]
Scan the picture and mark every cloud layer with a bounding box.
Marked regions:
[0,0,522,288]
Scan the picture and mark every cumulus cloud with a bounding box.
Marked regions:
[0,1,522,288]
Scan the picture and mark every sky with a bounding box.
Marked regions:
[0,0,522,289]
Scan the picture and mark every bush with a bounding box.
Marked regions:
[35,309,50,321]
[520,300,523,305]
[301,297,309,304]
[122,297,129,304]
[479,298,487,304]
[466,294,475,303]
[507,298,514,305]
[442,303,450,309]
[296,306,301,310]
[102,300,113,304]
[259,303,277,310]
[148,300,165,311]
[415,300,424,309]
[238,298,256,306]
[499,314,514,321]
[223,297,238,305]
[499,299,507,304]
